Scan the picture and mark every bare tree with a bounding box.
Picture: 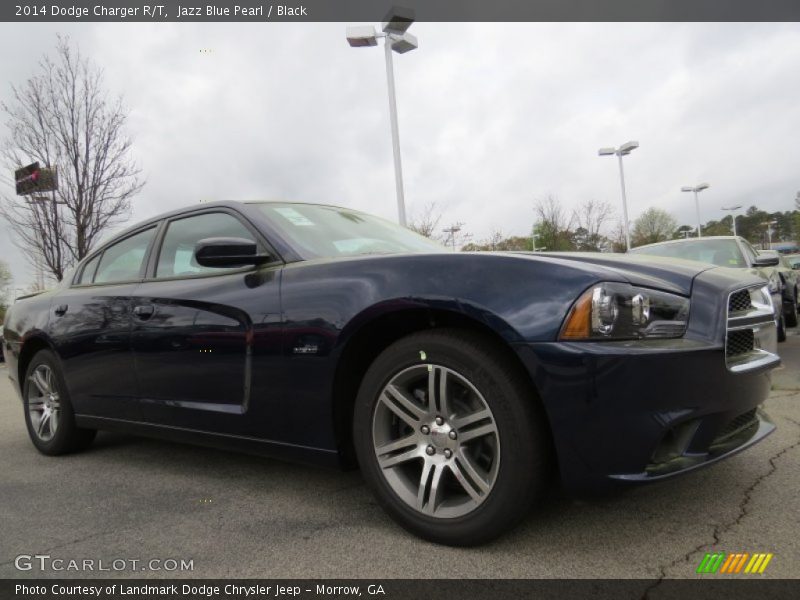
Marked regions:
[572,199,614,251]
[408,201,443,239]
[0,259,11,322]
[631,208,677,247]
[486,228,503,251]
[608,221,628,253]
[1,36,143,281]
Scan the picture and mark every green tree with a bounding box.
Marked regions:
[631,208,677,247]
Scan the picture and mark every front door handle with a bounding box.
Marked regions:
[132,305,155,320]
[54,304,68,316]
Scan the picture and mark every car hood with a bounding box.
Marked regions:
[513,252,719,296]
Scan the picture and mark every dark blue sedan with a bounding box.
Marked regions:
[1,201,780,545]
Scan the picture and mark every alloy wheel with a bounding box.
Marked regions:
[28,364,60,442]
[371,364,500,518]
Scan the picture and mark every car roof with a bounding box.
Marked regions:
[631,236,741,251]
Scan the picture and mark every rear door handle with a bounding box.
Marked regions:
[54,304,68,316]
[132,305,155,319]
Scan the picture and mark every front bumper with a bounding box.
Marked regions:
[513,272,779,493]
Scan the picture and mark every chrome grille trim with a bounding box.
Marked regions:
[725,285,780,373]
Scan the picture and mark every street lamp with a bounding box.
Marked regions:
[681,183,710,238]
[762,220,778,248]
[598,141,639,251]
[721,204,742,237]
[347,7,418,227]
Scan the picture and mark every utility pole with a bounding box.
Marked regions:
[442,224,462,252]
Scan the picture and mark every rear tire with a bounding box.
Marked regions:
[23,350,96,456]
[786,290,799,328]
[777,312,787,342]
[353,329,551,546]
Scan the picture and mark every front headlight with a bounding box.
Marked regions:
[560,282,690,340]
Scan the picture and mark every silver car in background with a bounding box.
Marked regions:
[628,236,787,341]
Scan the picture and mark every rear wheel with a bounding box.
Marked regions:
[777,312,787,342]
[353,329,551,546]
[23,350,96,455]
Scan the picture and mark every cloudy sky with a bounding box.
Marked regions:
[1,22,800,289]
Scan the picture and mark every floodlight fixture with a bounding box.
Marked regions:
[346,26,378,47]
[618,140,639,155]
[682,183,711,237]
[721,205,743,236]
[382,6,415,35]
[390,32,418,54]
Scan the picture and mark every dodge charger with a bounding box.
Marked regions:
[2,201,780,545]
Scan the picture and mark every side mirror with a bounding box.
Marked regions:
[194,237,270,268]
[753,253,779,267]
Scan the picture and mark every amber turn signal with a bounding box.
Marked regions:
[560,288,593,339]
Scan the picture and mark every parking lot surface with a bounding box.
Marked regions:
[1,331,799,581]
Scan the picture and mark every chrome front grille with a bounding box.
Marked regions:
[726,329,754,357]
[728,289,752,313]
[725,286,780,373]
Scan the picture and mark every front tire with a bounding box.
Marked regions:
[778,312,787,342]
[353,329,551,546]
[23,350,96,455]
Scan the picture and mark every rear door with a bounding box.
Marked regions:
[131,209,283,436]
[50,225,158,420]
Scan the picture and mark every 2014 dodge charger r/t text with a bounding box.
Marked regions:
[1,201,780,545]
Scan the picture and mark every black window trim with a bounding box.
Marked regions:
[144,206,284,283]
[70,223,163,288]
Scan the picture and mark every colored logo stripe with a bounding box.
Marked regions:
[697,552,773,574]
[720,553,749,573]
[744,553,774,574]
[697,552,726,573]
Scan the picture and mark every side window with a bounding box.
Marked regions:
[156,212,257,278]
[94,227,157,284]
[77,253,101,284]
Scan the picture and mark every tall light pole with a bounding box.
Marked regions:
[762,220,778,248]
[347,8,417,227]
[721,204,742,237]
[681,183,710,237]
[598,141,639,251]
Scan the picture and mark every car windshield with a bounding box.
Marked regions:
[629,239,747,268]
[254,203,446,259]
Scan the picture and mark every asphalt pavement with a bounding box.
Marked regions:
[1,331,799,582]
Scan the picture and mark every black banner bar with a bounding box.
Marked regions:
[3,579,799,600]
[3,1,800,23]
